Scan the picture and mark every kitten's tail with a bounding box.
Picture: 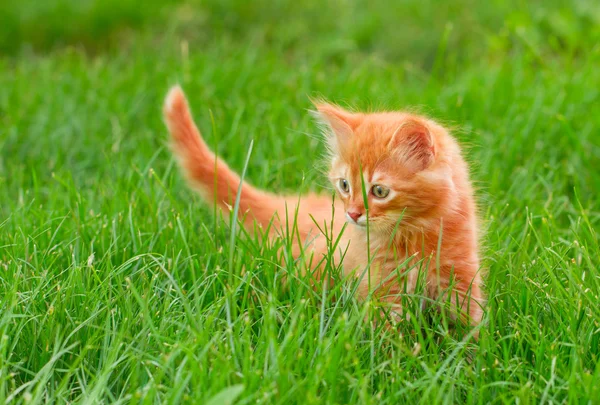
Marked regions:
[163,86,287,230]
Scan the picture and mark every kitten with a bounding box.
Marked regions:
[163,86,485,327]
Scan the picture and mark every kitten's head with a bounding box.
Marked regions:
[314,102,458,233]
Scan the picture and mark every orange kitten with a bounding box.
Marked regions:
[163,86,485,327]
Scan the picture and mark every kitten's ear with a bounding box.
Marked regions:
[392,119,435,172]
[312,102,359,152]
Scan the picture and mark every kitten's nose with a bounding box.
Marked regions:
[347,210,362,223]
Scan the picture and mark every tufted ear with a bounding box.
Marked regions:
[391,119,435,172]
[312,102,360,153]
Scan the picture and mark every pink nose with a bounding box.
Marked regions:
[347,211,362,222]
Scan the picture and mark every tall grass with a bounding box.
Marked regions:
[1,0,599,403]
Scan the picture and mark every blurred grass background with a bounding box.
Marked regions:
[2,0,599,62]
[1,0,600,403]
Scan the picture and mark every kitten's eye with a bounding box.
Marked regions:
[338,179,350,193]
[371,185,390,198]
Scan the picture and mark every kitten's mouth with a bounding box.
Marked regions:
[347,219,368,228]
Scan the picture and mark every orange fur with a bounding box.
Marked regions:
[163,86,485,326]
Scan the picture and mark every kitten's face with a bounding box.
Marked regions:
[316,103,454,232]
[330,158,412,230]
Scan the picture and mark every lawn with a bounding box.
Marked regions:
[1,0,599,403]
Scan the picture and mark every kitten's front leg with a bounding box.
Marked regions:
[430,267,485,327]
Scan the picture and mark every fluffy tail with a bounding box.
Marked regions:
[163,85,344,247]
[163,86,287,230]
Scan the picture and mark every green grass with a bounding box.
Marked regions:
[1,0,600,403]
